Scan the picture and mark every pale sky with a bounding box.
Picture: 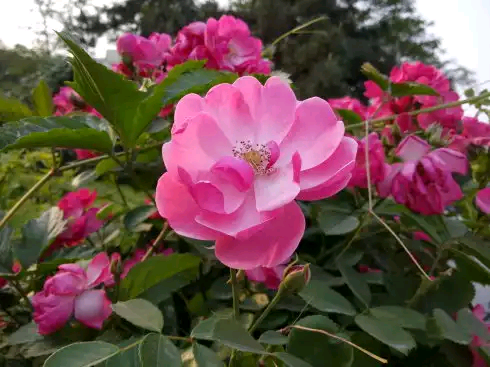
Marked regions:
[1,0,489,90]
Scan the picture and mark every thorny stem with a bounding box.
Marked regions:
[346,90,490,131]
[248,289,284,334]
[0,168,55,231]
[142,222,169,262]
[289,325,388,364]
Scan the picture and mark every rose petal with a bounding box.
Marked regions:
[395,135,431,162]
[74,290,112,329]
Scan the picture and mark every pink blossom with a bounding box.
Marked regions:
[116,33,169,69]
[467,305,490,367]
[155,76,356,270]
[416,91,463,131]
[328,97,368,120]
[32,253,113,334]
[449,117,490,153]
[245,264,286,290]
[74,149,99,161]
[348,132,389,188]
[476,188,490,214]
[390,62,451,96]
[378,135,467,215]
[53,189,104,248]
[413,231,432,243]
[168,21,208,66]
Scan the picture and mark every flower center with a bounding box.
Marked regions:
[232,140,272,175]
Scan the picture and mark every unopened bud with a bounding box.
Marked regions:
[110,253,122,276]
[279,264,311,294]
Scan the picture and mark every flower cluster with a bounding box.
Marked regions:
[115,15,271,80]
[155,76,356,270]
[49,189,105,252]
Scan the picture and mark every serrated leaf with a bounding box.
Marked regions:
[119,253,200,300]
[192,343,223,367]
[43,341,120,367]
[299,278,356,316]
[335,109,363,125]
[258,331,288,345]
[391,82,439,97]
[0,116,113,153]
[0,96,33,120]
[32,79,54,116]
[355,314,416,355]
[15,207,67,268]
[318,211,359,236]
[139,333,181,367]
[124,206,157,231]
[103,338,141,367]
[361,63,390,90]
[191,315,264,354]
[337,256,371,307]
[288,315,353,367]
[369,306,426,330]
[112,299,163,333]
[453,250,490,285]
[433,309,471,345]
[274,352,313,367]
[458,235,490,270]
[95,159,120,175]
[456,308,490,341]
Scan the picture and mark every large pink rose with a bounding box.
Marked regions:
[155,76,356,269]
[348,132,389,188]
[32,253,113,334]
[476,188,490,214]
[378,135,467,215]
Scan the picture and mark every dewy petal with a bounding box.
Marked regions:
[254,155,301,212]
[476,188,490,214]
[203,83,256,142]
[74,290,112,330]
[215,202,305,270]
[155,173,219,240]
[173,93,204,134]
[211,156,254,192]
[298,137,357,191]
[429,148,468,175]
[196,191,274,237]
[278,97,345,169]
[85,252,112,288]
[395,135,431,162]
[163,112,232,179]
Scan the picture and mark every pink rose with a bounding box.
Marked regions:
[377,135,467,215]
[328,97,368,120]
[53,189,104,248]
[449,117,490,153]
[348,132,389,188]
[53,87,101,117]
[476,188,490,214]
[74,149,99,161]
[156,76,356,269]
[168,21,208,66]
[413,231,432,243]
[116,33,164,68]
[245,264,286,290]
[32,253,113,334]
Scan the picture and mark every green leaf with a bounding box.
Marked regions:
[458,235,490,270]
[192,343,224,367]
[103,338,141,367]
[139,333,181,367]
[361,63,390,91]
[350,332,384,367]
[453,250,490,285]
[456,308,490,341]
[355,314,416,355]
[0,221,13,273]
[191,315,264,354]
[119,253,200,300]
[433,309,471,345]
[334,109,363,125]
[258,331,288,345]
[317,211,359,236]
[15,207,66,268]
[400,211,447,245]
[32,79,54,116]
[95,159,120,176]
[274,352,313,367]
[43,341,120,367]
[123,206,156,231]
[336,256,371,307]
[0,116,113,153]
[0,97,33,120]
[391,82,439,97]
[288,315,353,367]
[299,278,356,316]
[369,306,426,330]
[112,299,163,333]
[139,269,197,304]
[8,322,44,345]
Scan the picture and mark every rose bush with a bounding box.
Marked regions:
[0,14,489,367]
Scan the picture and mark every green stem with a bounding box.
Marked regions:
[248,289,284,334]
[0,168,54,231]
[271,16,328,47]
[346,91,490,131]
[142,222,169,262]
[230,269,240,321]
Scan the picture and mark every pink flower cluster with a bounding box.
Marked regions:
[449,117,490,153]
[378,135,467,215]
[467,305,490,367]
[32,253,113,334]
[155,76,357,270]
[50,189,104,252]
[115,15,271,80]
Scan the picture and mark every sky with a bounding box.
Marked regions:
[1,0,489,89]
